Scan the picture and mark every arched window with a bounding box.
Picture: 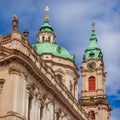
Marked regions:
[88,111,95,120]
[56,74,62,80]
[42,36,45,42]
[48,36,50,42]
[28,95,33,120]
[70,80,72,93]
[55,69,65,83]
[89,76,95,91]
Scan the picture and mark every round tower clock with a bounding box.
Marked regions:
[87,62,96,71]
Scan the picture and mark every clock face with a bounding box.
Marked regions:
[87,62,96,70]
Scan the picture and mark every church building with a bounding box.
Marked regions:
[0,7,111,120]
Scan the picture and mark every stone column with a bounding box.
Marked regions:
[37,100,41,120]
[22,76,27,117]
[31,96,36,120]
[54,111,57,120]
[0,79,5,116]
[37,93,44,120]
[55,109,62,120]
[82,74,87,91]
[34,98,37,120]
[34,100,38,120]
[25,88,30,120]
[98,73,102,89]
[75,81,78,99]
[85,77,88,91]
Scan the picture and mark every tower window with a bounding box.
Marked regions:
[89,76,95,91]
[89,111,95,120]
[28,96,33,120]
[57,46,61,53]
[48,36,50,42]
[89,52,95,58]
[42,36,45,41]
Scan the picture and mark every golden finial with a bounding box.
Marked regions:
[45,6,49,12]
[91,22,95,32]
[14,14,18,20]
[44,6,49,21]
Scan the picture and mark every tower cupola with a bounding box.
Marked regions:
[37,6,56,44]
[83,23,103,61]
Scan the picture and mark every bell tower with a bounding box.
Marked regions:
[79,23,111,120]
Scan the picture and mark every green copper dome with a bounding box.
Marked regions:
[32,42,74,61]
[33,7,74,61]
[83,24,103,61]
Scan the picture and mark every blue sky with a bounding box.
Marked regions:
[0,0,120,119]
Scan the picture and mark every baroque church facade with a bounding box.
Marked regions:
[0,7,111,120]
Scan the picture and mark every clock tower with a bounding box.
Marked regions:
[79,23,111,120]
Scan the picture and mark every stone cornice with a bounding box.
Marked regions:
[0,46,88,120]
[39,53,78,69]
[79,97,112,111]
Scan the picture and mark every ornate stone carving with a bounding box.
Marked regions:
[56,108,67,120]
[38,94,54,120]
[66,70,73,76]
[9,66,22,75]
[9,66,28,80]
[22,72,28,80]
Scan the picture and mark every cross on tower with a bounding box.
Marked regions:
[91,22,95,32]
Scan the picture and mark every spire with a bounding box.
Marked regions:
[89,22,98,48]
[91,22,95,33]
[39,6,54,32]
[83,23,103,61]
[44,6,49,21]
